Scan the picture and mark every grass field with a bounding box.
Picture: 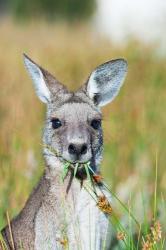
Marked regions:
[0,18,165,248]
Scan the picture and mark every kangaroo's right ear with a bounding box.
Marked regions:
[23,54,67,103]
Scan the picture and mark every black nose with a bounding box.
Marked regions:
[68,143,87,156]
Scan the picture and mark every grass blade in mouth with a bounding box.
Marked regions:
[74,162,79,178]
[84,162,91,183]
[62,162,70,182]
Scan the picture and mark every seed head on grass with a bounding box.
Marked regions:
[59,237,68,249]
[142,220,162,250]
[93,174,103,184]
[97,195,112,215]
[117,231,126,241]
[142,237,153,250]
[151,220,162,243]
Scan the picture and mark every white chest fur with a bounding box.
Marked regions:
[34,180,111,250]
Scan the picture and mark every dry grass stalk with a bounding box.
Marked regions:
[6,211,15,250]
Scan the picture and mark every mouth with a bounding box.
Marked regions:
[70,161,90,169]
[61,152,93,179]
[61,160,92,181]
[62,157,91,171]
[43,144,92,174]
[63,157,90,164]
[62,155,91,167]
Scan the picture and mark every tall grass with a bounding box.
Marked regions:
[0,17,165,247]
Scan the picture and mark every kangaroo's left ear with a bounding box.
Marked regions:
[85,59,128,107]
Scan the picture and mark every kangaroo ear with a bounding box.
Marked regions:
[86,59,128,107]
[23,54,67,103]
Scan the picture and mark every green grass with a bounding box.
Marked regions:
[0,17,165,249]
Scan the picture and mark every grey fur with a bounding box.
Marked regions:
[1,55,127,250]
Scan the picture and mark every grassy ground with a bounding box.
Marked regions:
[0,18,165,248]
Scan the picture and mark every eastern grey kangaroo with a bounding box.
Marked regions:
[1,55,127,250]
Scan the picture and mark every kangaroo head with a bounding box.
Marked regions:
[24,54,127,171]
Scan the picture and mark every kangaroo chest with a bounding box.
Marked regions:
[34,180,110,250]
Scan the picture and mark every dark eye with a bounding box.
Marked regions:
[90,119,101,130]
[51,118,62,129]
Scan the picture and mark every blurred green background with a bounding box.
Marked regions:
[0,0,95,20]
[0,0,165,236]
